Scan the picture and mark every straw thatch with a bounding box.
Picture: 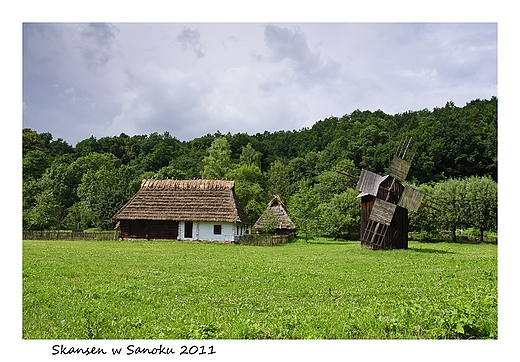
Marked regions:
[113,179,250,224]
[253,195,296,232]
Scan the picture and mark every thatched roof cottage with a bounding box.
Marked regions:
[253,195,296,234]
[113,179,250,242]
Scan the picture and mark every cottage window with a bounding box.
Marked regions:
[213,225,222,235]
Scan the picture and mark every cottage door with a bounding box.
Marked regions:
[184,221,193,238]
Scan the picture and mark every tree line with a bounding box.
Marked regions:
[23,97,497,240]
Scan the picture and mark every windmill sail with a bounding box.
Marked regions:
[355,169,385,196]
[369,198,397,225]
[388,155,411,181]
[397,186,424,212]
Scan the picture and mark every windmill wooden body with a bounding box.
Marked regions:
[355,137,424,250]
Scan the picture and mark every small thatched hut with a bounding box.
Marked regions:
[113,179,250,242]
[253,195,296,234]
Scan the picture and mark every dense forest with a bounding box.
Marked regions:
[22,97,497,241]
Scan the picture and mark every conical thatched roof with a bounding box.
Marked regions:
[113,179,250,224]
[254,195,296,231]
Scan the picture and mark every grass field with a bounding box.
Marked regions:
[22,238,497,339]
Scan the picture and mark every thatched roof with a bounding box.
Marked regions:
[113,179,250,224]
[254,195,296,231]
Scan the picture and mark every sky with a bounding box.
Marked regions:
[22,22,497,146]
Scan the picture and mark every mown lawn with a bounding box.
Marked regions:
[22,238,497,339]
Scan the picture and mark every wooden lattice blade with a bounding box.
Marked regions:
[356,169,385,196]
[368,198,397,226]
[397,186,424,212]
[388,155,411,182]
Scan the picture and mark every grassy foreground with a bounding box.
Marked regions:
[22,238,497,339]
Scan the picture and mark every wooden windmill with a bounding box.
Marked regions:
[340,136,425,250]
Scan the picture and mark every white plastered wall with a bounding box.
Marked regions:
[178,221,246,242]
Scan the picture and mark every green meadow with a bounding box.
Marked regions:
[22,238,497,339]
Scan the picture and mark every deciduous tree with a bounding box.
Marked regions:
[25,189,63,230]
[266,159,292,203]
[77,165,139,230]
[465,175,497,242]
[201,137,234,179]
[317,189,360,240]
[433,178,467,242]
[288,181,319,242]
[229,163,267,223]
[239,143,262,169]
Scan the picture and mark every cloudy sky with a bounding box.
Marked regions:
[22,22,497,145]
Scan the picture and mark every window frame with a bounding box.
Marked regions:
[213,224,222,235]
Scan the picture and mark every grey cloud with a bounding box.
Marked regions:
[23,23,124,143]
[81,23,118,49]
[398,23,496,91]
[22,23,497,146]
[264,24,310,63]
[177,27,205,58]
[23,23,57,65]
[79,23,119,70]
[106,64,214,140]
[263,24,342,85]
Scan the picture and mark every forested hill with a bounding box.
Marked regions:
[23,97,497,231]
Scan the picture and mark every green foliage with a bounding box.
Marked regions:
[153,165,189,180]
[430,177,498,242]
[316,189,360,240]
[433,178,467,242]
[77,165,140,230]
[313,167,353,203]
[239,143,262,168]
[24,190,63,230]
[288,181,320,242]
[62,202,92,231]
[229,163,267,223]
[22,128,46,156]
[22,150,50,182]
[255,208,279,234]
[465,176,497,242]
[21,97,497,234]
[266,159,292,203]
[201,137,234,179]
[23,239,497,339]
